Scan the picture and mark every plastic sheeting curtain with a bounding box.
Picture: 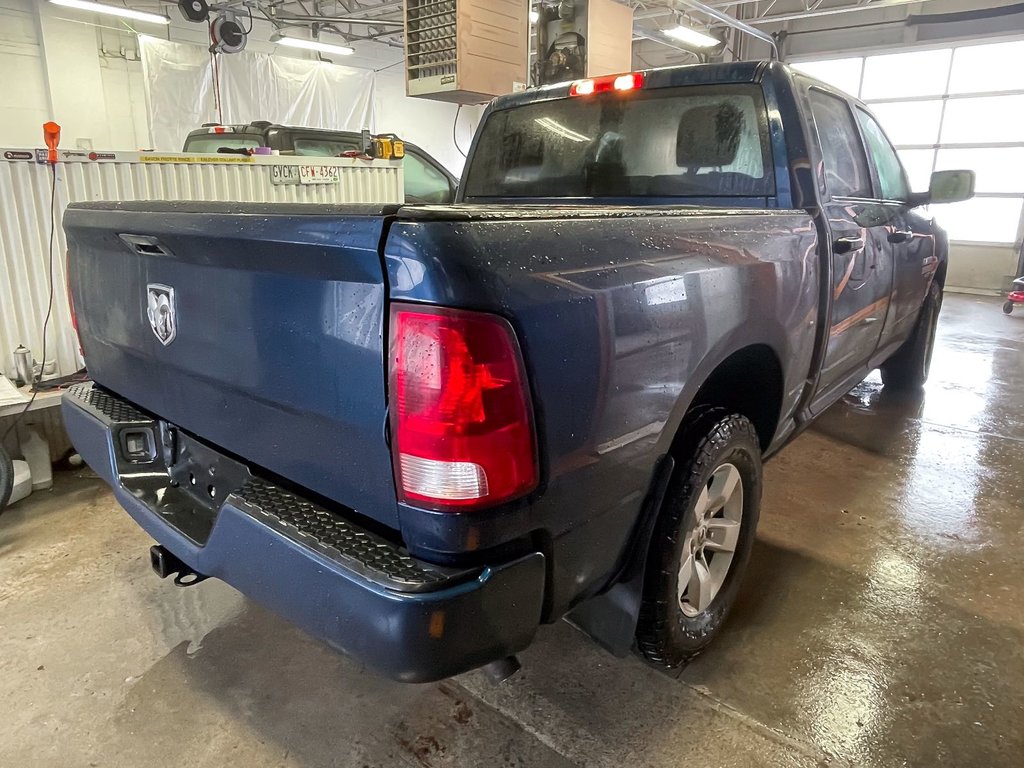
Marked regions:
[139,36,375,151]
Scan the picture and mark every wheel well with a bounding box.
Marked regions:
[675,345,784,453]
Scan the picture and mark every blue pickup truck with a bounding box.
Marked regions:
[62,61,973,682]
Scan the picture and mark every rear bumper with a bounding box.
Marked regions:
[62,382,545,682]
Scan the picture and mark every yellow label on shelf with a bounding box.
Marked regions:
[139,155,255,164]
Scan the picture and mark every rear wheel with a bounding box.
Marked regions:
[1003,301,1014,315]
[636,410,762,667]
[881,280,942,390]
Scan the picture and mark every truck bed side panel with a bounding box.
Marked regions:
[385,206,818,613]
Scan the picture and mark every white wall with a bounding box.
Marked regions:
[0,0,51,146]
[0,1,481,175]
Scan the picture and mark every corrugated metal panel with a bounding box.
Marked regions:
[0,150,403,380]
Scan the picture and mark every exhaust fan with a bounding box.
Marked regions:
[178,0,210,22]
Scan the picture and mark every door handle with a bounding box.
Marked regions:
[858,316,878,326]
[887,230,912,244]
[118,233,173,257]
[833,236,865,254]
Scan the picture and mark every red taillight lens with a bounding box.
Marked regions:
[388,304,538,510]
[569,71,645,96]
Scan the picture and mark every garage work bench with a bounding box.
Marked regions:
[1,382,67,493]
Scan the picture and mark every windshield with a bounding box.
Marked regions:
[183,134,262,153]
[463,84,775,199]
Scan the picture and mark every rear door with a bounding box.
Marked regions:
[805,87,895,407]
[65,203,400,527]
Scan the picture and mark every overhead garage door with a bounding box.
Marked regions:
[793,40,1024,291]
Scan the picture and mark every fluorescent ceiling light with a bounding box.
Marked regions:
[275,35,355,56]
[664,25,719,49]
[530,10,540,23]
[50,0,169,24]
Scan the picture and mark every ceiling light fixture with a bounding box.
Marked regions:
[664,25,719,48]
[272,34,355,57]
[50,0,169,24]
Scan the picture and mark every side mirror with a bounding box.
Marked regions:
[909,169,975,207]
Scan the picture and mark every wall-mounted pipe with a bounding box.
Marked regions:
[745,0,944,26]
[272,13,405,27]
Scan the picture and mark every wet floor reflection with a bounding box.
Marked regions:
[4,296,1024,768]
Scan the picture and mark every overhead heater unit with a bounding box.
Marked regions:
[403,0,529,104]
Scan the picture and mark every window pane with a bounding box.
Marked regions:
[807,90,871,198]
[931,197,1023,243]
[897,149,935,192]
[942,95,1024,143]
[404,153,452,203]
[792,58,863,97]
[294,138,360,156]
[867,101,943,146]
[463,85,775,199]
[183,136,261,153]
[856,109,908,200]
[936,148,1024,194]
[861,49,952,99]
[949,41,1024,94]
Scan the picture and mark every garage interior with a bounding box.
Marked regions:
[2,0,1024,766]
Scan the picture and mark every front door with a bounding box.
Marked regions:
[805,87,894,407]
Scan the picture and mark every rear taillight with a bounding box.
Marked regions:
[388,304,538,510]
[569,71,645,96]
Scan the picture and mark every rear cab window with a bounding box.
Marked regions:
[293,137,361,156]
[183,134,262,153]
[463,84,775,200]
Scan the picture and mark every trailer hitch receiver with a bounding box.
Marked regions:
[149,545,209,587]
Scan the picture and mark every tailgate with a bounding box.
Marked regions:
[64,202,400,528]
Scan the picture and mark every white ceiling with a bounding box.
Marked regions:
[109,1,1024,64]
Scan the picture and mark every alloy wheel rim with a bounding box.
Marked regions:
[678,462,744,617]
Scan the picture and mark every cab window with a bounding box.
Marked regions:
[293,137,360,157]
[855,108,910,201]
[807,90,872,198]
[404,153,453,203]
[184,135,261,153]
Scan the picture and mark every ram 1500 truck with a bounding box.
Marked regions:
[62,61,974,682]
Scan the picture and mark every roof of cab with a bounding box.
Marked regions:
[487,60,789,113]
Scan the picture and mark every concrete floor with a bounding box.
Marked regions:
[2,293,1022,767]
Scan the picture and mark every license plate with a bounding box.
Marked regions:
[299,165,340,185]
[269,165,340,185]
[270,165,298,185]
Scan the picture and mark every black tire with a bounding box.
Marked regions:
[0,445,13,515]
[880,280,942,390]
[1003,301,1014,315]
[636,410,762,668]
